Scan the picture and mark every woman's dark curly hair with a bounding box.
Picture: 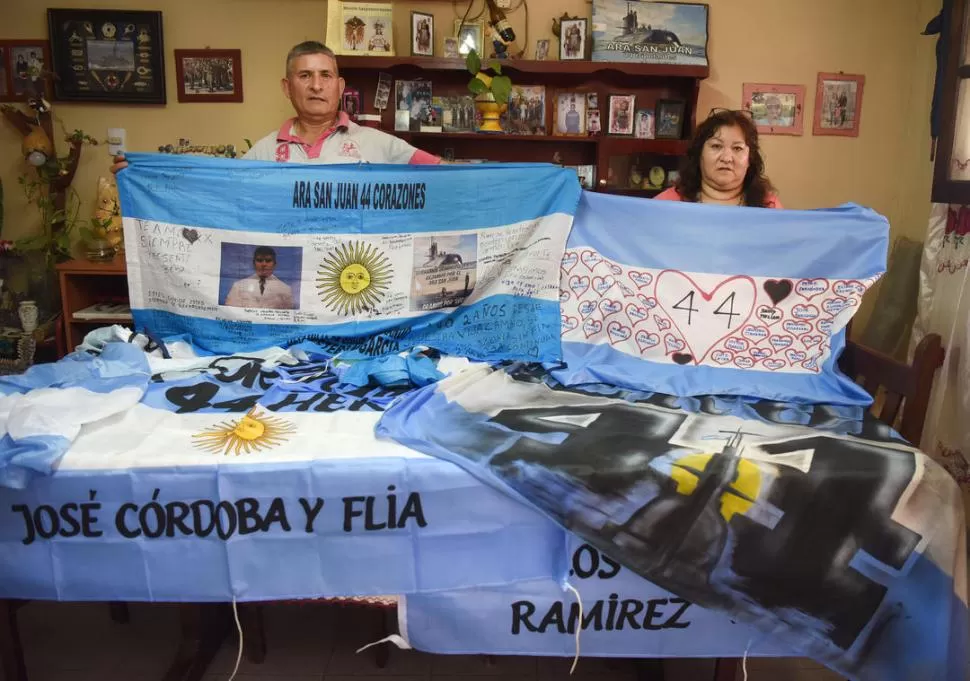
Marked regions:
[673,109,776,207]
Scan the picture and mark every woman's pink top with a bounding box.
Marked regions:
[654,186,783,208]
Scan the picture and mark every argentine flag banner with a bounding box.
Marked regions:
[117,155,581,359]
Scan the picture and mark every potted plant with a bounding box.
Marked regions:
[465,49,512,133]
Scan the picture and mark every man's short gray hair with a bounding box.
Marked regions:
[285,41,338,76]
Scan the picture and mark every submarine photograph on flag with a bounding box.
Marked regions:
[410,233,478,311]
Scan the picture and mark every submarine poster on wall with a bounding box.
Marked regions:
[591,0,709,67]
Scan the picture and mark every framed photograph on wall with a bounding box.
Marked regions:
[742,82,805,136]
[326,1,395,56]
[553,90,588,136]
[411,11,434,56]
[0,40,51,103]
[608,94,636,135]
[560,18,587,60]
[813,72,865,137]
[455,20,484,56]
[655,98,686,139]
[174,49,242,103]
[47,8,165,104]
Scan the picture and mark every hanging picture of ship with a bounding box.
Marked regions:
[591,0,709,66]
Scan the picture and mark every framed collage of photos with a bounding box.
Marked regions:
[47,8,166,104]
[174,49,242,103]
[0,40,50,103]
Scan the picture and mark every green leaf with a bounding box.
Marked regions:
[465,49,481,76]
[490,61,502,74]
[468,78,488,95]
[491,75,512,104]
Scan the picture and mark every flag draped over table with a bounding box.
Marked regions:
[116,155,581,361]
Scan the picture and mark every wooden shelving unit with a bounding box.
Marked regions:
[338,55,707,190]
[56,255,129,357]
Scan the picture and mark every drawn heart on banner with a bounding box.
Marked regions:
[629,271,653,289]
[786,349,807,363]
[569,276,590,297]
[637,295,658,309]
[763,279,793,305]
[559,290,571,304]
[655,316,671,331]
[592,275,616,296]
[802,334,823,347]
[763,359,786,371]
[600,299,623,317]
[607,321,632,344]
[626,303,649,325]
[654,271,757,364]
[741,325,769,344]
[635,330,660,352]
[181,228,200,244]
[791,304,820,321]
[711,350,734,365]
[735,356,755,369]
[822,297,849,316]
[608,263,623,276]
[782,319,812,336]
[672,353,694,365]
[580,250,602,271]
[802,355,820,371]
[795,278,828,301]
[561,251,579,273]
[818,319,834,335]
[561,316,579,333]
[725,337,749,352]
[834,280,866,297]
[756,305,783,326]
[578,300,597,318]
[619,284,635,297]
[583,319,603,339]
[750,347,772,360]
[664,333,686,354]
[769,335,794,351]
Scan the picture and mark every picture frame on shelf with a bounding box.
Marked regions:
[813,72,864,137]
[535,39,550,61]
[570,164,596,189]
[655,98,686,139]
[635,108,655,139]
[455,20,484,56]
[742,82,805,136]
[608,94,636,135]
[47,8,165,104]
[586,92,599,110]
[553,90,588,136]
[505,84,547,135]
[341,87,361,120]
[559,18,587,60]
[443,37,459,59]
[326,1,395,56]
[0,40,50,103]
[411,11,434,57]
[174,49,242,103]
[587,109,601,134]
[591,0,709,67]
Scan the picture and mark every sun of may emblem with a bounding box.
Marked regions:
[316,241,393,315]
[192,406,297,456]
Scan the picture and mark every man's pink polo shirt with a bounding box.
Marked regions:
[243,112,439,165]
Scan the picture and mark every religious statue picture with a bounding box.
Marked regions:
[813,72,865,138]
[591,0,709,66]
[174,49,243,103]
[47,9,165,103]
[608,94,636,135]
[554,90,587,137]
[411,11,434,57]
[326,1,395,56]
[559,18,587,60]
[743,82,805,136]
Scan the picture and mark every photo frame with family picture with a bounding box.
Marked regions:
[455,20,484,56]
[505,85,547,135]
[635,108,655,139]
[553,90,588,136]
[411,11,434,56]
[174,49,242,103]
[742,83,805,136]
[0,40,50,103]
[813,72,864,137]
[560,18,587,60]
[655,98,686,139]
[608,94,635,135]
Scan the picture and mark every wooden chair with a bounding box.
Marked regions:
[713,332,945,681]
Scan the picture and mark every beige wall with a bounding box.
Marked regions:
[0,0,941,327]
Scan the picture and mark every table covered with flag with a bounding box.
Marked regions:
[0,157,965,681]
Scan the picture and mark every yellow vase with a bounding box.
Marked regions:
[474,93,506,133]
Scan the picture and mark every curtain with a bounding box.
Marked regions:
[912,203,970,511]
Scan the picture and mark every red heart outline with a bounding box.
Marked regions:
[561,251,579,274]
[795,278,829,301]
[654,270,757,364]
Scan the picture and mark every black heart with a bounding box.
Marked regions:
[763,279,793,305]
[181,228,199,244]
[672,353,693,365]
